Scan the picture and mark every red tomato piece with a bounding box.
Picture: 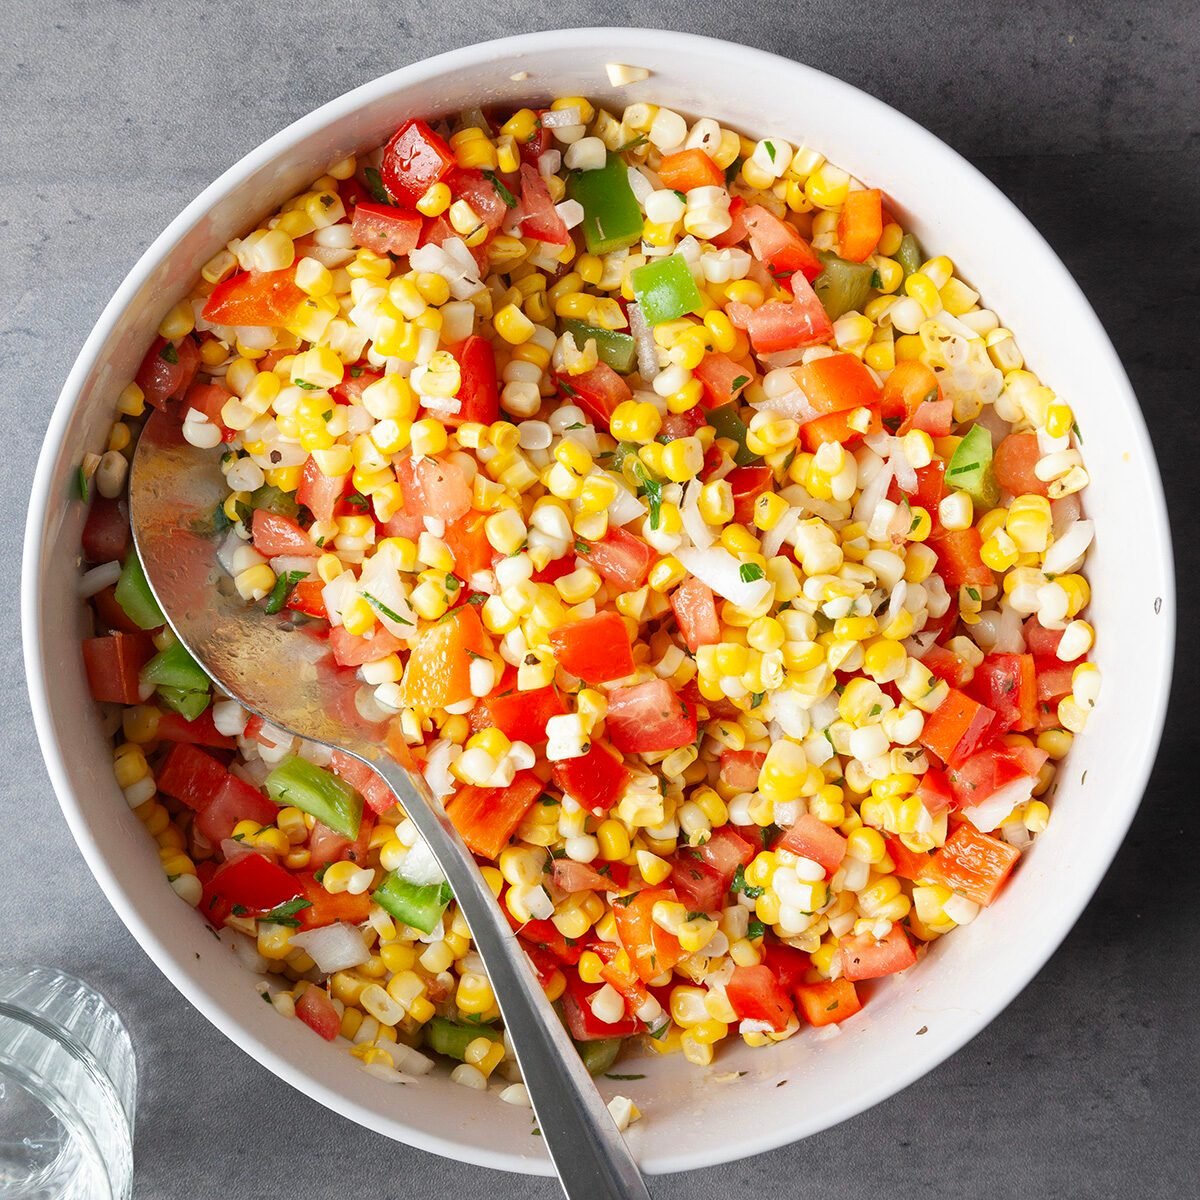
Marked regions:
[380,119,456,204]
[711,195,748,248]
[993,433,1050,498]
[518,164,570,244]
[297,871,372,930]
[328,624,406,668]
[328,749,398,817]
[295,458,348,526]
[251,509,317,558]
[933,824,1022,906]
[154,708,234,749]
[295,986,340,1041]
[577,526,655,592]
[795,978,862,1027]
[909,397,954,437]
[306,812,375,871]
[914,765,955,815]
[135,336,200,409]
[800,405,881,452]
[446,336,500,426]
[350,202,422,255]
[605,678,697,754]
[194,773,278,846]
[182,381,233,435]
[881,360,940,431]
[199,853,304,927]
[157,744,229,812]
[928,528,995,589]
[969,653,1038,732]
[552,740,630,816]
[447,168,509,231]
[446,771,543,860]
[884,835,936,882]
[509,909,585,965]
[719,749,766,792]
[395,455,472,524]
[1036,662,1075,703]
[919,688,997,766]
[839,924,916,981]
[81,633,154,704]
[735,278,833,353]
[945,741,1047,810]
[1024,617,1064,658]
[91,585,142,634]
[443,510,495,578]
[612,887,684,983]
[549,611,635,684]
[693,352,753,408]
[776,814,848,875]
[657,148,724,192]
[476,678,565,746]
[836,188,883,262]
[202,269,305,328]
[742,205,824,283]
[669,856,726,913]
[726,964,796,1031]
[551,860,613,894]
[725,463,773,524]
[561,971,641,1041]
[81,496,131,564]
[330,368,383,406]
[762,943,810,994]
[599,962,653,1018]
[660,407,707,440]
[695,825,757,884]
[557,362,632,427]
[670,576,721,652]
[922,643,972,688]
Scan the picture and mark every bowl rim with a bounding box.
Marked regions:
[22,26,1176,1177]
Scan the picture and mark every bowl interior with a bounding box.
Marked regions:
[24,29,1174,1177]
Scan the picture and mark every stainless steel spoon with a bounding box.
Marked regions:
[130,409,651,1199]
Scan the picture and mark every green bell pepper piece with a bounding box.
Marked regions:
[425,1017,503,1061]
[113,554,165,630]
[812,251,875,322]
[629,254,704,326]
[895,233,923,278]
[706,403,759,466]
[562,319,637,373]
[577,1037,622,1077]
[265,756,363,839]
[250,484,299,518]
[372,872,452,935]
[140,641,209,692]
[946,424,1000,508]
[568,155,645,254]
[157,686,211,721]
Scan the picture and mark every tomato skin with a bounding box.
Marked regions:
[795,978,862,1027]
[82,633,154,704]
[350,201,422,255]
[552,740,630,816]
[447,336,500,426]
[557,362,632,427]
[91,585,142,634]
[838,924,916,981]
[328,749,397,817]
[969,653,1038,732]
[945,740,1047,810]
[612,887,684,983]
[928,528,995,589]
[724,463,772,524]
[518,164,570,244]
[670,576,721,652]
[476,678,565,746]
[328,624,405,668]
[251,509,317,558]
[195,773,278,846]
[549,611,635,684]
[154,708,235,749]
[922,643,972,689]
[605,678,697,754]
[800,405,881,452]
[380,119,456,204]
[884,835,936,882]
[577,527,655,592]
[693,352,752,408]
[836,188,883,262]
[775,814,848,875]
[919,688,997,766]
[446,770,543,859]
[762,943,810,994]
[993,432,1050,498]
[742,205,824,283]
[443,510,495,579]
[695,825,756,884]
[157,744,229,812]
[914,765,955,815]
[297,872,372,930]
[734,281,833,353]
[296,457,348,526]
[551,860,613,894]
[447,168,509,231]
[395,455,472,525]
[718,749,766,792]
[669,856,726,913]
[933,823,1022,906]
[881,360,941,430]
[135,336,200,409]
[201,269,305,328]
[295,986,340,1041]
[82,496,131,564]
[726,964,796,1031]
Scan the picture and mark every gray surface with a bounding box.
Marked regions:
[2,1,1197,1196]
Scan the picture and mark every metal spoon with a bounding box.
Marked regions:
[130,409,651,1199]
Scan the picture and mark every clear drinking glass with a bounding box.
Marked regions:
[0,965,135,1199]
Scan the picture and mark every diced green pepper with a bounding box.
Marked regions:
[264,570,307,616]
[946,424,1000,508]
[141,641,209,692]
[113,554,165,630]
[629,254,704,326]
[265,756,363,839]
[568,155,645,254]
[812,251,875,321]
[425,1016,502,1061]
[250,484,299,518]
[157,685,211,721]
[562,319,637,373]
[707,403,759,466]
[895,233,922,278]
[577,1037,622,1076]
[372,871,452,935]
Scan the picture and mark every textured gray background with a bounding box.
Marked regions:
[3,1,1198,1197]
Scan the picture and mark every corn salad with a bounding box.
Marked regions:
[78,95,1098,1095]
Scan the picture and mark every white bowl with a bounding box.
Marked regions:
[23,28,1174,1178]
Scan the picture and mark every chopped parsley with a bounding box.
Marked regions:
[482,169,517,208]
[749,691,765,708]
[633,463,662,529]
[613,892,640,907]
[259,897,312,927]
[870,269,882,289]
[575,538,590,554]
[313,863,330,884]
[615,134,649,153]
[966,586,981,602]
[1071,420,1083,444]
[444,575,461,593]
[264,569,308,616]
[350,365,364,378]
[763,140,777,162]
[673,189,687,202]
[362,591,412,624]
[731,375,749,391]
[75,466,89,503]
[159,342,179,364]
[747,919,766,940]
[868,703,882,717]
[732,864,763,899]
[605,1073,647,1081]
[343,492,369,512]
[294,379,319,390]
[466,592,486,605]
[363,166,390,204]
[558,379,579,399]
[684,911,709,922]
[739,562,765,583]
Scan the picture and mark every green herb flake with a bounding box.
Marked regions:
[966,587,981,602]
[574,538,590,554]
[731,375,750,391]
[482,169,518,208]
[466,592,486,605]
[259,897,313,928]
[605,1073,647,1081]
[231,904,248,916]
[870,269,882,289]
[615,134,649,153]
[75,466,89,503]
[1071,420,1083,444]
[313,864,330,884]
[614,892,640,908]
[363,167,390,204]
[750,691,765,708]
[444,575,461,593]
[633,463,663,530]
[558,379,579,399]
[764,141,776,162]
[265,569,308,616]
[159,342,179,364]
[732,864,764,899]
[747,919,766,940]
[362,591,412,625]
[739,562,765,583]
[868,703,882,717]
[294,379,319,391]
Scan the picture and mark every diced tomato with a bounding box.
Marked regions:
[695,825,757,884]
[199,852,304,928]
[337,176,369,214]
[157,744,229,812]
[1024,617,1064,659]
[928,528,995,589]
[669,856,726,913]
[1036,662,1075,703]
[350,201,422,255]
[914,461,946,513]
[561,971,641,1040]
[448,168,509,231]
[446,770,543,859]
[660,407,707,440]
[884,836,936,882]
[551,860,613,894]
[395,455,472,525]
[330,368,383,406]
[295,986,340,1041]
[657,148,724,192]
[693,352,752,408]
[558,362,632,427]
[945,741,1047,811]
[446,336,500,426]
[552,740,630,816]
[510,910,585,965]
[306,811,375,870]
[933,823,1022,906]
[922,643,972,689]
[969,653,1038,732]
[515,116,553,166]
[81,633,154,704]
[670,576,721,653]
[800,405,881,452]
[328,624,406,668]
[919,688,996,766]
[726,964,795,1031]
[794,353,883,416]
[577,526,655,592]
[605,678,697,754]
[612,887,684,983]
[476,677,565,746]
[839,924,916,981]
[195,773,278,846]
[284,579,328,620]
[135,336,200,409]
[724,463,773,524]
[742,205,824,283]
[549,611,635,684]
[328,749,398,817]
[443,510,495,579]
[182,381,234,437]
[914,765,955,815]
[836,188,883,262]
[154,708,234,749]
[910,397,954,437]
[719,749,766,792]
[202,269,305,328]
[518,164,570,244]
[993,432,1050,498]
[795,978,862,1027]
[91,584,142,633]
[776,814,848,875]
[398,605,493,710]
[733,278,833,353]
[762,943,810,994]
[380,119,456,204]
[81,496,131,563]
[251,510,317,558]
[710,195,748,248]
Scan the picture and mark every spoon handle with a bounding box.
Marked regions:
[371,758,651,1200]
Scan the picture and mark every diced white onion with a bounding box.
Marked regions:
[675,546,772,610]
[79,561,122,598]
[1042,519,1094,576]
[289,923,370,973]
[680,480,715,550]
[962,775,1036,832]
[627,303,658,380]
